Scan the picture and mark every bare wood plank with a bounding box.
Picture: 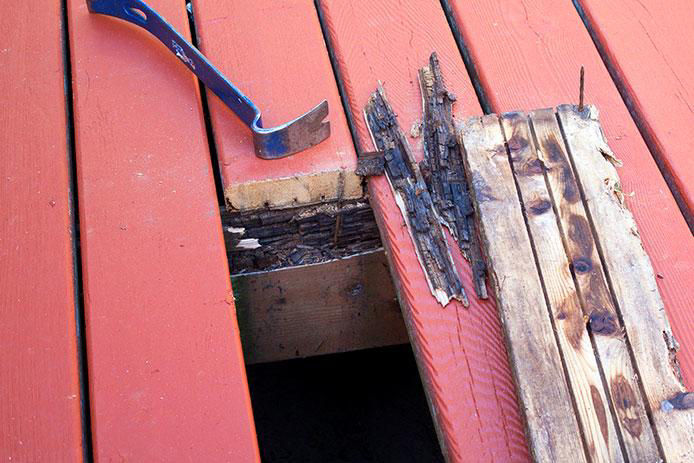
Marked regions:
[501,112,624,462]
[530,108,659,461]
[461,115,586,463]
[232,251,407,364]
[557,105,694,463]
[0,3,83,460]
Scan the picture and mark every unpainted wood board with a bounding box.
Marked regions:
[233,251,407,364]
[558,105,694,463]
[67,1,259,460]
[529,108,659,461]
[447,0,694,388]
[501,113,624,463]
[318,1,531,461]
[576,0,694,221]
[0,3,83,461]
[461,115,586,463]
[192,0,360,211]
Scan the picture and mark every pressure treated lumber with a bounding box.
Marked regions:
[318,1,530,460]
[192,0,360,211]
[446,0,694,389]
[575,0,694,223]
[67,1,259,460]
[501,113,625,462]
[0,3,83,461]
[530,108,658,461]
[233,251,407,364]
[558,105,694,462]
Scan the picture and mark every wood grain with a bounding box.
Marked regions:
[318,1,530,461]
[501,113,624,462]
[446,0,694,389]
[192,0,360,211]
[575,0,694,222]
[67,1,259,460]
[461,115,585,463]
[0,3,83,461]
[233,251,407,364]
[558,105,694,463]
[529,108,658,461]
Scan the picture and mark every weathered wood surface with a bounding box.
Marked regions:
[501,113,624,462]
[233,251,407,364]
[558,105,694,462]
[445,0,694,389]
[575,0,694,225]
[67,1,259,460]
[0,3,83,461]
[530,108,659,461]
[318,1,531,460]
[461,115,586,463]
[192,0,360,211]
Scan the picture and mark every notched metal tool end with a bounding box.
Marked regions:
[253,100,330,160]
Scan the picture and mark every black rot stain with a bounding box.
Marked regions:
[571,256,593,274]
[568,214,594,258]
[542,135,565,163]
[590,385,610,447]
[560,166,580,203]
[529,198,552,215]
[611,374,642,438]
[588,309,619,336]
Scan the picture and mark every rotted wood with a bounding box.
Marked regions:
[232,250,406,364]
[418,53,487,299]
[364,86,466,306]
[501,112,625,462]
[222,200,382,273]
[557,105,694,462]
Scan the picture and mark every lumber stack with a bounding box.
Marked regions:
[461,106,693,462]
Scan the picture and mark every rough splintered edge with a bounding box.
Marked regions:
[225,168,363,211]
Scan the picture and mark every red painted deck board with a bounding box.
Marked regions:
[577,0,694,219]
[194,0,359,211]
[67,1,259,461]
[447,0,694,388]
[319,1,530,461]
[0,3,83,461]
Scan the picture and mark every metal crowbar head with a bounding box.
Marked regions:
[86,0,331,159]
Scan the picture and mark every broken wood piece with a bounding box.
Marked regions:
[501,112,626,462]
[355,151,386,177]
[557,104,694,462]
[364,86,466,306]
[460,115,586,462]
[418,53,487,299]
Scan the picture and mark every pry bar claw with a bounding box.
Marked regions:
[86,0,330,159]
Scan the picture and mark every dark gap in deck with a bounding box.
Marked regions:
[60,1,94,461]
[247,345,444,463]
[185,0,226,207]
[314,0,364,155]
[439,0,494,115]
[572,0,694,232]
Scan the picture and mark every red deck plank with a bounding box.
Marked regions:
[194,0,359,211]
[576,0,694,221]
[67,1,259,460]
[0,3,83,461]
[447,0,694,388]
[318,1,531,461]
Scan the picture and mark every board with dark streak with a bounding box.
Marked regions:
[501,112,624,462]
[529,108,659,460]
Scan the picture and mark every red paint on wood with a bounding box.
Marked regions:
[67,1,259,460]
[577,0,694,218]
[0,3,83,461]
[193,0,356,202]
[319,1,531,461]
[447,0,694,388]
